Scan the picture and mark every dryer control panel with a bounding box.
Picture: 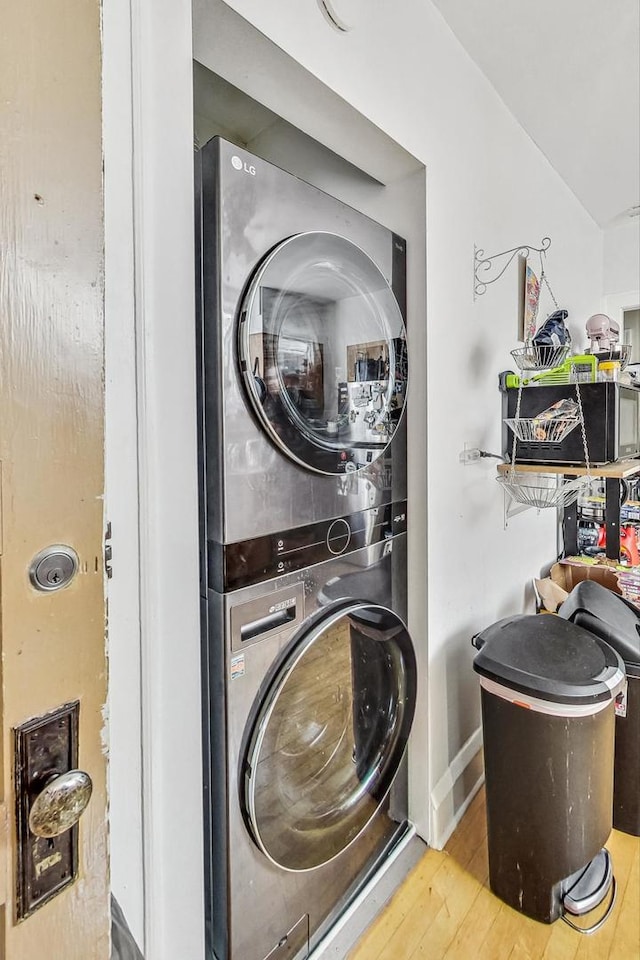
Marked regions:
[210,499,407,592]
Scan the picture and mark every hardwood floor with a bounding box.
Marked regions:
[348,789,640,960]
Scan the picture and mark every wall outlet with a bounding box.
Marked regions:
[459,443,482,465]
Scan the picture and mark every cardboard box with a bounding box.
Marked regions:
[533,577,568,614]
[550,557,623,596]
[534,556,626,613]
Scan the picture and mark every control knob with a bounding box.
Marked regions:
[327,518,351,555]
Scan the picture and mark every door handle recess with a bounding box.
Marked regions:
[240,606,297,643]
[28,769,93,838]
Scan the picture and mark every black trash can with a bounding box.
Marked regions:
[559,580,640,836]
[473,614,625,924]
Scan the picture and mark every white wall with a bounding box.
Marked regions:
[604,219,640,296]
[205,0,604,846]
[603,220,640,348]
[105,0,205,957]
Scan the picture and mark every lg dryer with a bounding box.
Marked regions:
[195,136,408,569]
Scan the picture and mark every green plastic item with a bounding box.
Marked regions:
[502,354,597,389]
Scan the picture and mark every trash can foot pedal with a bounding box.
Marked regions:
[561,849,616,934]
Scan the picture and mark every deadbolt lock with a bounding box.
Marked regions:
[29,545,78,592]
[29,769,93,838]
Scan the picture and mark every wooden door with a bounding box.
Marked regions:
[0,0,109,957]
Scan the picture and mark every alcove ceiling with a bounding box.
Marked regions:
[432,0,640,228]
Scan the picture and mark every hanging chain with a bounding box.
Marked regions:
[510,381,523,474]
[539,250,559,311]
[574,381,591,479]
[540,269,559,310]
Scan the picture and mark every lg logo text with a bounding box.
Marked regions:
[231,155,256,176]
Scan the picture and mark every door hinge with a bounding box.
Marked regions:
[104,521,113,579]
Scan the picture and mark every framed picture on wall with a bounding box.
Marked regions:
[521,260,541,341]
[517,254,526,340]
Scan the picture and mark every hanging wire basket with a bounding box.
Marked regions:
[497,471,588,510]
[504,416,581,444]
[510,343,570,371]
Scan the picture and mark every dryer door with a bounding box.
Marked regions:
[241,602,416,871]
[238,232,408,476]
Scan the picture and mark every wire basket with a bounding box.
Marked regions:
[504,417,580,444]
[497,471,588,510]
[510,343,570,371]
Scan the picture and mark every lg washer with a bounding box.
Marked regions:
[201,532,416,960]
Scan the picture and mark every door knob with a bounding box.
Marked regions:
[28,769,93,838]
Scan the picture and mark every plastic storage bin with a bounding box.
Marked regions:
[597,360,621,381]
[472,614,625,924]
[560,580,640,836]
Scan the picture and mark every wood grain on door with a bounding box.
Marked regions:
[0,0,109,956]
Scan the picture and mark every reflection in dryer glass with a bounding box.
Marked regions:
[240,233,408,474]
[246,606,416,871]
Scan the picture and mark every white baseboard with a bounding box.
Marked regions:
[430,727,484,849]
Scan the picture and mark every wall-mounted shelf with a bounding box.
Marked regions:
[498,459,640,560]
[497,459,640,479]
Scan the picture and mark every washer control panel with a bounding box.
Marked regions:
[217,500,407,592]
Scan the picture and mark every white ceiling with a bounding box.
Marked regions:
[432,0,640,228]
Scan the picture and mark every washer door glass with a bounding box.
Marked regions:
[238,232,408,475]
[241,603,416,871]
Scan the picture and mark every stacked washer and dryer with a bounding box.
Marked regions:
[195,137,417,960]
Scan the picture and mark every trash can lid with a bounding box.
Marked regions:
[473,614,625,705]
[559,581,640,676]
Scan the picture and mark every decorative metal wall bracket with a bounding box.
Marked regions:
[474,237,551,300]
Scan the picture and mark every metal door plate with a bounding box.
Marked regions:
[14,702,80,920]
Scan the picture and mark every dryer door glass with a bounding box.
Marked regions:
[238,232,408,476]
[241,602,416,871]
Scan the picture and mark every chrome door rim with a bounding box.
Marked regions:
[237,231,408,476]
[241,600,416,872]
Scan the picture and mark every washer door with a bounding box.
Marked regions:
[241,602,416,871]
[238,232,408,475]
